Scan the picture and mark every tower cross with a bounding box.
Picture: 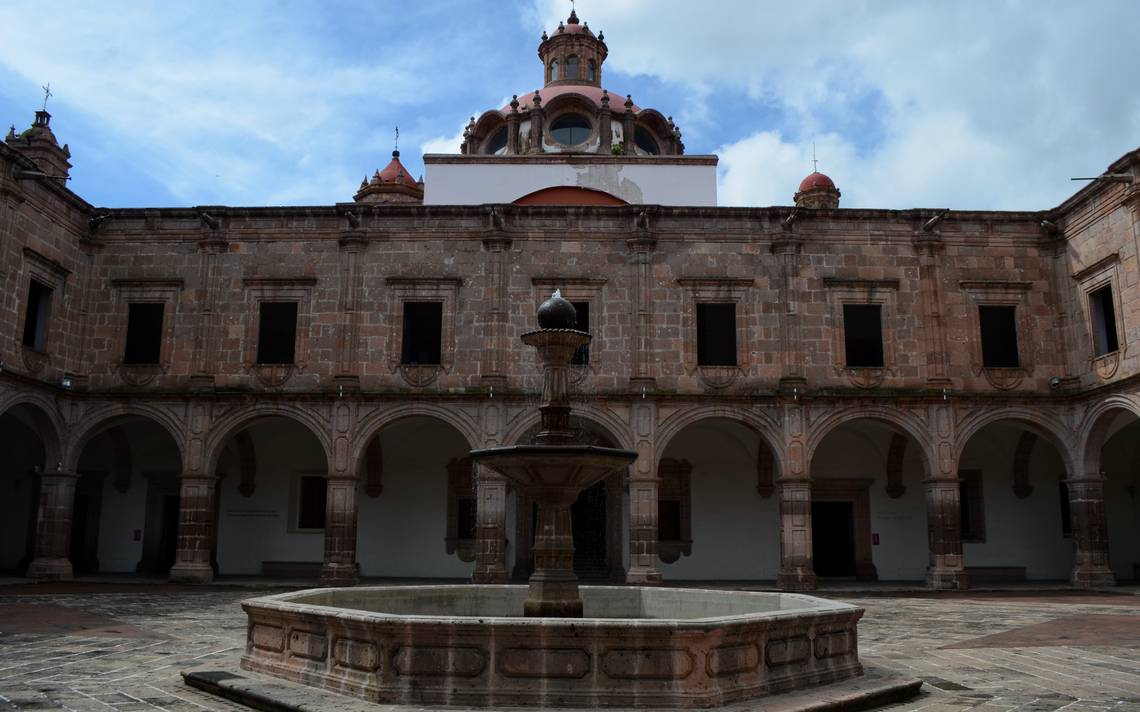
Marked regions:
[41,83,52,112]
[394,126,400,153]
[812,141,819,173]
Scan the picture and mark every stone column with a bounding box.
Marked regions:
[924,477,969,589]
[622,96,636,155]
[772,237,805,389]
[505,96,521,154]
[776,478,815,590]
[627,228,657,388]
[168,474,218,583]
[472,467,509,584]
[597,91,613,154]
[26,472,79,581]
[334,234,365,389]
[481,234,512,387]
[914,236,951,386]
[1067,476,1115,588]
[320,474,359,586]
[626,472,662,584]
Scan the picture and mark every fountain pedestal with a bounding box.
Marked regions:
[471,297,637,618]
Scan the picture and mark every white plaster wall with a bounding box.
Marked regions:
[811,425,928,581]
[357,419,473,578]
[660,422,779,580]
[216,419,326,574]
[959,427,1073,579]
[1102,427,1140,581]
[424,159,718,206]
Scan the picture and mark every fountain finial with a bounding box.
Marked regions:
[536,290,579,330]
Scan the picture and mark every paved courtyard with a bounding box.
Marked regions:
[0,583,1136,712]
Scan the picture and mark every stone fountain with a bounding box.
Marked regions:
[217,295,895,709]
[469,291,637,618]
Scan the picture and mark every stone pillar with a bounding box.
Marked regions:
[772,237,804,389]
[320,474,359,586]
[190,235,228,389]
[528,93,545,154]
[334,234,365,388]
[168,474,217,583]
[914,236,950,386]
[26,472,79,581]
[597,91,613,154]
[622,96,636,155]
[626,472,662,584]
[481,234,512,386]
[924,477,969,589]
[1067,476,1115,588]
[473,467,509,584]
[506,96,521,155]
[526,489,580,617]
[776,478,816,590]
[627,227,657,388]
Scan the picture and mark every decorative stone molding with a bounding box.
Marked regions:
[241,277,317,386]
[959,280,1035,385]
[384,277,462,387]
[825,278,899,387]
[1072,253,1128,373]
[676,277,754,379]
[111,278,183,386]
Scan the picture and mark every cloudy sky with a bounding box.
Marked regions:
[1,1,1137,210]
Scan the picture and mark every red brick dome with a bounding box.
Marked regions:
[798,171,836,192]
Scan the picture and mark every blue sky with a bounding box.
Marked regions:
[2,1,1138,210]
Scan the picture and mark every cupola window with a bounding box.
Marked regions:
[565,55,580,80]
[550,113,592,146]
[550,60,559,81]
[485,127,508,155]
[587,60,596,82]
[635,127,660,155]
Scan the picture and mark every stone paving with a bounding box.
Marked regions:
[0,584,1136,712]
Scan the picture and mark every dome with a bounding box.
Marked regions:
[377,150,418,184]
[798,171,836,192]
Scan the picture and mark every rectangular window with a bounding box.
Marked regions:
[959,469,986,542]
[571,301,590,365]
[697,302,736,366]
[978,305,1019,368]
[256,302,298,364]
[842,304,884,367]
[123,303,165,365]
[401,301,443,365]
[1089,285,1119,356]
[1058,481,1072,536]
[22,280,52,351]
[297,475,327,529]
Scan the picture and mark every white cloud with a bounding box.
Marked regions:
[532,0,1140,209]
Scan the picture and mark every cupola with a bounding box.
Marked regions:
[354,150,424,204]
[5,110,72,180]
[538,8,608,88]
[794,171,841,209]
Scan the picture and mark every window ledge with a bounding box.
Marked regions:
[118,363,165,386]
[1091,351,1121,380]
[980,366,1024,391]
[695,364,741,389]
[20,345,50,374]
[398,363,442,387]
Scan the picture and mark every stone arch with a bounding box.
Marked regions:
[502,402,634,451]
[351,403,479,472]
[954,407,1076,477]
[655,405,784,477]
[205,403,333,477]
[67,403,185,473]
[0,394,64,467]
[803,406,935,480]
[1078,396,1140,477]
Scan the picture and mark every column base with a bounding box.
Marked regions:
[778,569,817,591]
[1071,567,1115,589]
[926,567,969,590]
[625,566,662,585]
[525,572,583,618]
[319,563,359,587]
[27,557,73,581]
[169,562,214,584]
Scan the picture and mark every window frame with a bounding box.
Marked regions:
[400,301,444,366]
[977,304,1021,368]
[825,278,898,386]
[385,276,462,386]
[960,280,1034,389]
[110,278,183,384]
[1072,253,1127,380]
[242,277,316,384]
[677,277,754,387]
[531,277,607,377]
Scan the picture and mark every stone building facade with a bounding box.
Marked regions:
[1,11,1138,590]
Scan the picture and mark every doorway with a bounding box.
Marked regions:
[572,481,608,579]
[812,500,856,577]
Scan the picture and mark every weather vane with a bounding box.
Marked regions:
[812,141,819,173]
[41,83,52,112]
[394,126,400,153]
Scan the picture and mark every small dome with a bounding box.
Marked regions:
[798,171,836,192]
[536,292,579,330]
[378,150,418,184]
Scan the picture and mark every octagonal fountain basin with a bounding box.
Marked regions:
[240,585,864,709]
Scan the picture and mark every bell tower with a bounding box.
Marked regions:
[537,8,608,87]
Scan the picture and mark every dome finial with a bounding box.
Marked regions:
[567,0,579,24]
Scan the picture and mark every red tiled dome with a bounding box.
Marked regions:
[798,171,836,192]
[378,151,418,184]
